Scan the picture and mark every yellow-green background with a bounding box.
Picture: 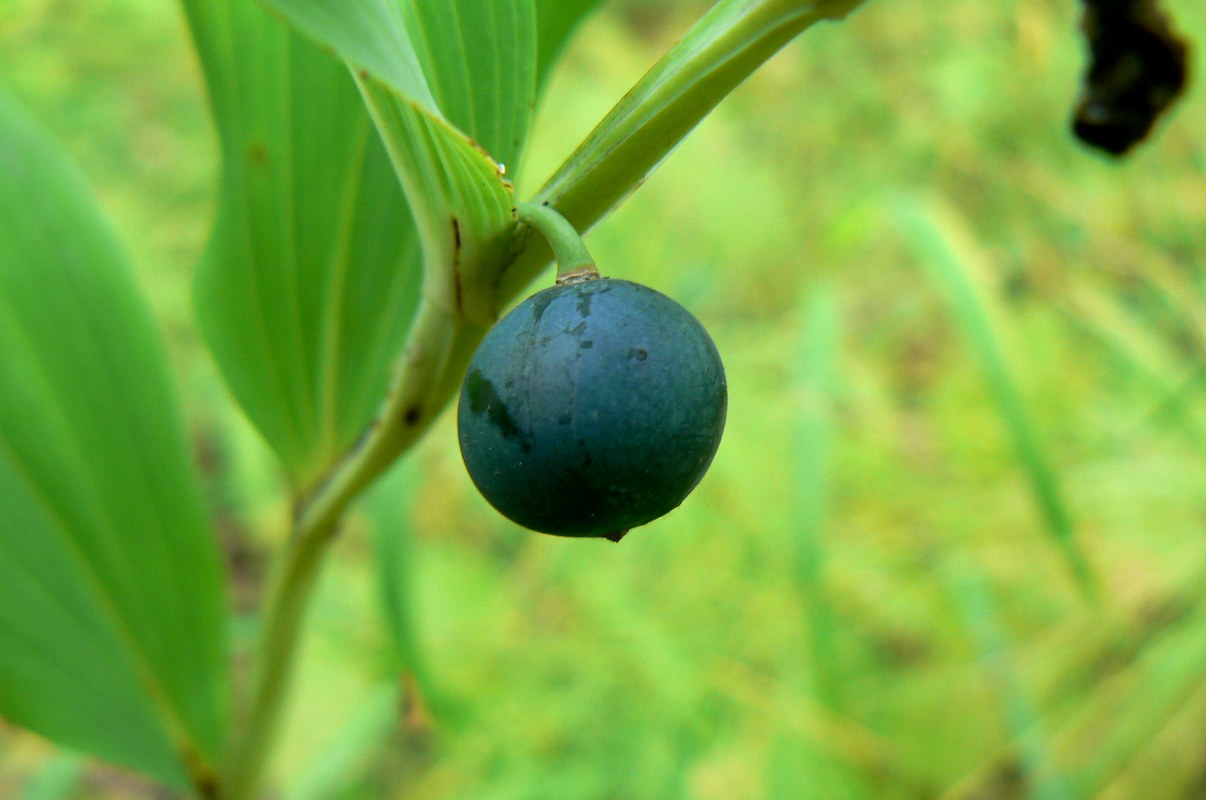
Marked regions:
[2,0,1205,797]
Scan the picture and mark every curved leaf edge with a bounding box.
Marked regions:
[0,90,229,792]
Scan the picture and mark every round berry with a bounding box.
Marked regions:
[457,278,726,539]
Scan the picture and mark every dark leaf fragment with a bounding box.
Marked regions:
[1073,0,1190,155]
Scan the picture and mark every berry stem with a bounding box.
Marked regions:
[516,202,599,283]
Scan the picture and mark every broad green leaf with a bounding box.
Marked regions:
[400,0,537,171]
[235,0,439,113]
[183,0,424,486]
[0,93,227,790]
[258,0,537,171]
[355,81,515,324]
[257,0,526,357]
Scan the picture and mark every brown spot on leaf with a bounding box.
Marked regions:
[248,141,269,166]
[451,216,464,313]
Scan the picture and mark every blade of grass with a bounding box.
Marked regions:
[1060,281,1206,445]
[1073,590,1206,795]
[793,282,842,707]
[769,282,860,798]
[284,682,400,800]
[363,457,462,726]
[19,755,82,800]
[940,554,1076,800]
[895,196,1097,600]
[1098,671,1206,798]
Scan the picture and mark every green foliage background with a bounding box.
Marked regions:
[2,0,1205,797]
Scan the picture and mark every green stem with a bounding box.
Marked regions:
[515,202,598,282]
[295,300,486,537]
[220,301,485,800]
[498,0,869,302]
[215,3,874,795]
[222,520,336,800]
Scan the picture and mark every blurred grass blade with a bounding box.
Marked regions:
[1061,281,1206,443]
[0,93,228,791]
[284,682,400,800]
[941,557,1074,800]
[895,197,1096,599]
[183,0,423,487]
[1075,599,1206,795]
[772,283,860,798]
[534,0,607,90]
[364,458,460,725]
[500,0,869,300]
[793,283,843,708]
[19,755,82,800]
[365,458,425,677]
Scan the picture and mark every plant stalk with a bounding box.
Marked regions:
[498,0,869,301]
[218,299,485,800]
[221,518,337,800]
[215,2,875,795]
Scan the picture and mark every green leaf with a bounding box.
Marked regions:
[194,0,542,488]
[239,0,439,114]
[183,0,424,486]
[400,0,537,171]
[0,93,227,790]
[258,0,536,170]
[256,0,530,324]
[355,81,515,324]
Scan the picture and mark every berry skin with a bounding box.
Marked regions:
[457,278,727,540]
